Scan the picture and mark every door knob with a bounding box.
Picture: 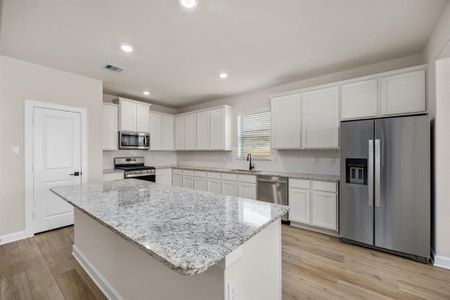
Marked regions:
[69,171,81,176]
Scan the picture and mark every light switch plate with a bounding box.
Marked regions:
[10,145,20,155]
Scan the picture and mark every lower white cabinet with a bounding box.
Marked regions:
[222,180,238,197]
[289,188,310,224]
[156,168,172,186]
[172,174,183,187]
[238,182,256,199]
[194,177,207,191]
[311,191,337,230]
[207,178,221,194]
[183,175,194,189]
[289,179,338,233]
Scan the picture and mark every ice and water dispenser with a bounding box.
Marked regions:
[345,158,368,185]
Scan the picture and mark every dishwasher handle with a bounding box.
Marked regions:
[257,178,287,184]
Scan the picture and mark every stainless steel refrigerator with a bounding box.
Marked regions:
[340,114,431,263]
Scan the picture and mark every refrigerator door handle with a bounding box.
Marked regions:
[375,139,381,207]
[368,140,374,207]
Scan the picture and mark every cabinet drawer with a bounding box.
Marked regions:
[238,174,256,183]
[156,168,172,176]
[289,179,310,189]
[207,172,221,179]
[222,173,238,181]
[312,181,337,193]
[182,170,194,176]
[173,169,183,175]
[194,171,206,178]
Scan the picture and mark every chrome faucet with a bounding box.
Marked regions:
[246,153,255,171]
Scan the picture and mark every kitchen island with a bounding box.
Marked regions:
[51,179,288,300]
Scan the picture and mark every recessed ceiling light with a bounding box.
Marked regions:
[143,90,150,96]
[120,44,133,53]
[180,0,198,9]
[219,72,228,79]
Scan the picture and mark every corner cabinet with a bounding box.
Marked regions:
[102,103,118,151]
[118,98,151,132]
[149,112,175,151]
[175,105,232,151]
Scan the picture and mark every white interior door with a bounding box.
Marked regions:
[33,107,82,233]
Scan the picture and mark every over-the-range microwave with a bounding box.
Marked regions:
[118,131,150,150]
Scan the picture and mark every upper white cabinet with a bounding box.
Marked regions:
[118,98,151,132]
[341,79,378,120]
[175,115,185,150]
[161,114,175,150]
[185,113,197,150]
[380,69,426,115]
[302,87,339,149]
[149,112,162,150]
[102,103,118,151]
[149,112,175,151]
[175,105,232,151]
[196,111,210,150]
[271,94,301,149]
[210,107,232,151]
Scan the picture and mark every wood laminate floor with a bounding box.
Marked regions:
[1,225,450,300]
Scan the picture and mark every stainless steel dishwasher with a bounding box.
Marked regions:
[257,175,289,222]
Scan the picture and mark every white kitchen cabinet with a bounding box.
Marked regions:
[119,99,137,131]
[136,102,150,132]
[102,103,118,150]
[149,112,162,150]
[194,177,207,191]
[172,174,183,187]
[289,188,311,224]
[311,191,337,230]
[175,115,185,150]
[156,168,172,186]
[302,87,339,149]
[380,69,426,115]
[119,98,151,132]
[341,79,379,120]
[238,182,257,199]
[197,111,210,150]
[210,107,232,151]
[183,175,194,189]
[185,113,197,150]
[271,94,301,149]
[207,178,221,194]
[222,180,238,197]
[161,114,175,150]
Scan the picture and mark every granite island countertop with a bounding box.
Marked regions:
[50,179,288,275]
[155,165,340,182]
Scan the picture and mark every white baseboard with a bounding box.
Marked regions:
[434,255,450,270]
[72,245,123,300]
[0,230,33,246]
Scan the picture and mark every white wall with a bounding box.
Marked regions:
[103,150,177,170]
[0,55,103,236]
[176,54,424,175]
[424,1,450,267]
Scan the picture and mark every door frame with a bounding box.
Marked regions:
[24,99,88,235]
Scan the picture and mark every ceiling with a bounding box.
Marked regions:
[0,0,447,108]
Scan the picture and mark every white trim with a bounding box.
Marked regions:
[0,231,33,246]
[72,245,123,300]
[176,104,232,116]
[434,255,450,270]
[24,99,88,236]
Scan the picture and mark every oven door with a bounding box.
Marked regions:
[119,131,150,150]
[124,173,155,182]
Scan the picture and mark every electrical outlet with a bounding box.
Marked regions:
[228,279,239,300]
[10,145,20,155]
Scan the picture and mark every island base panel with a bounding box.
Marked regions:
[72,208,282,300]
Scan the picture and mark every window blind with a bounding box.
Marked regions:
[238,111,271,158]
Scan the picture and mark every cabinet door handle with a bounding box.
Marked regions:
[69,171,81,176]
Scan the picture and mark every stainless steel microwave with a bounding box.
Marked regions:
[119,131,150,150]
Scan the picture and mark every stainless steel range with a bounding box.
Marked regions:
[114,157,155,182]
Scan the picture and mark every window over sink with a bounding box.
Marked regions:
[237,110,271,159]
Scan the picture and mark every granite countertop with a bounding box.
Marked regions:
[50,179,288,275]
[159,165,339,182]
[103,169,124,174]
